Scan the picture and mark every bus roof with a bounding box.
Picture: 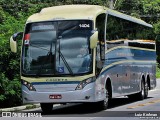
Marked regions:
[26,5,106,23]
[26,5,152,28]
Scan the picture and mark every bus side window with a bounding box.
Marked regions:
[106,15,130,40]
[106,15,135,49]
[106,14,154,48]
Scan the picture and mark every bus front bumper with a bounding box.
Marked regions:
[22,82,105,104]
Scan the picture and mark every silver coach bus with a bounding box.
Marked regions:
[10,5,156,112]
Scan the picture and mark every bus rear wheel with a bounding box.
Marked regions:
[137,80,148,100]
[144,82,149,99]
[40,103,53,113]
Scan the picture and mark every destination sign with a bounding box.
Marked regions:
[30,20,92,32]
[32,25,55,31]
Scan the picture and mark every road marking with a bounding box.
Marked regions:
[127,99,160,109]
[150,89,160,92]
[85,117,98,120]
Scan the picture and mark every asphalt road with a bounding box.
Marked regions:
[1,79,160,120]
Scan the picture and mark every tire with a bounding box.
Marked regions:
[40,103,53,113]
[96,87,109,110]
[137,80,148,100]
[144,82,149,99]
[128,80,148,100]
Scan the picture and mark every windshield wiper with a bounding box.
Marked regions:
[57,38,73,75]
[58,50,73,75]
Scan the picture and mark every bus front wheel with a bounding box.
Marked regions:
[40,103,53,113]
[96,88,109,110]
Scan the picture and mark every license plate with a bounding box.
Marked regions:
[49,94,62,99]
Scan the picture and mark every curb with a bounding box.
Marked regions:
[0,104,40,112]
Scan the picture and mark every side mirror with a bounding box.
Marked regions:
[10,32,23,53]
[90,31,98,49]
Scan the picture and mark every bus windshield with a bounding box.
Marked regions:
[22,20,93,76]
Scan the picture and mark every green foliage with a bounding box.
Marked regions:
[0,11,24,108]
[141,0,160,15]
[115,0,160,34]
[156,64,160,78]
[0,73,22,108]
[0,7,6,22]
[154,21,160,35]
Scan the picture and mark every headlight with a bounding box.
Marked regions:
[21,80,36,91]
[75,77,95,90]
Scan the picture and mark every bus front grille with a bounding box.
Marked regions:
[34,84,77,92]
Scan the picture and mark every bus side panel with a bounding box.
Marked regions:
[100,45,156,98]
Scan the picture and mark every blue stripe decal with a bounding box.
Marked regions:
[100,61,156,76]
[100,66,115,75]
[32,81,80,85]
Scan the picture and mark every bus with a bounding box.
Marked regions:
[10,5,156,112]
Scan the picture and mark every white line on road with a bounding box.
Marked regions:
[149,89,160,92]
[85,117,98,120]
